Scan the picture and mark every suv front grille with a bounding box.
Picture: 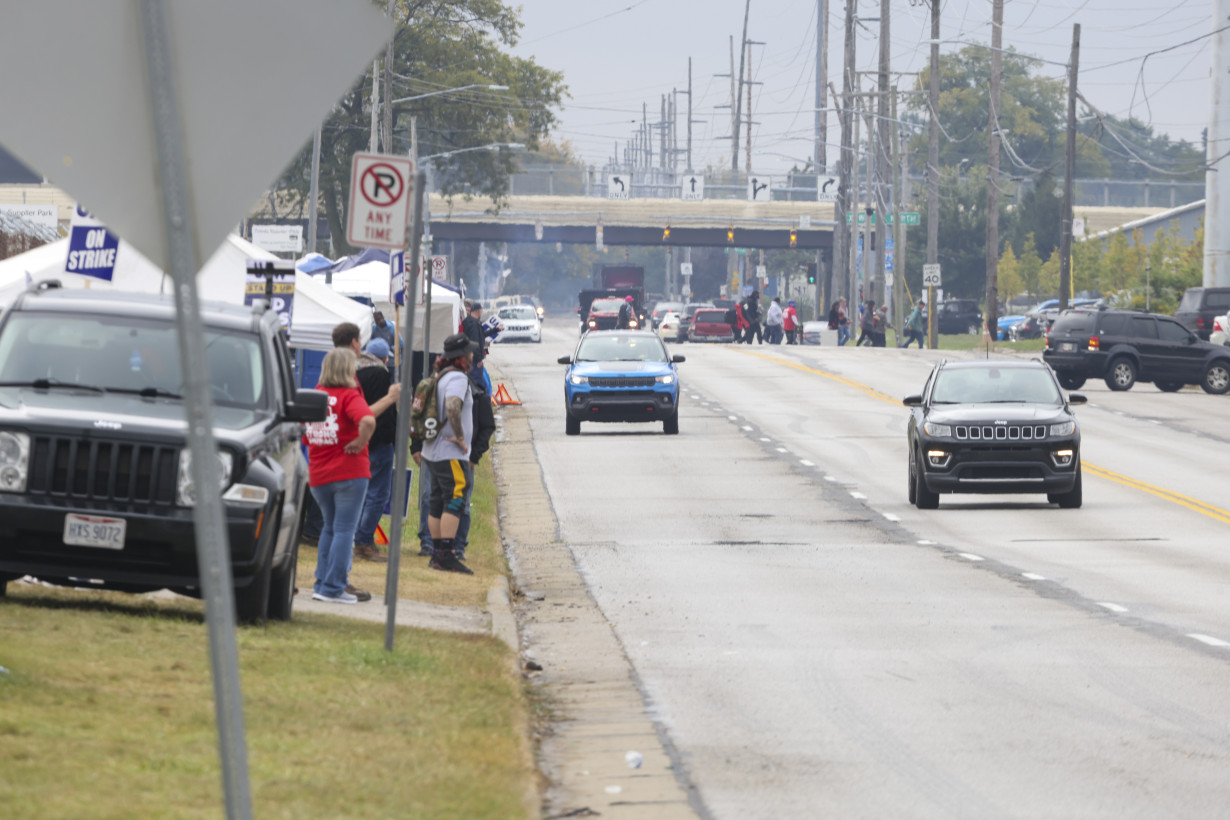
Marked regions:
[589,376,657,388]
[954,425,1047,441]
[28,436,179,506]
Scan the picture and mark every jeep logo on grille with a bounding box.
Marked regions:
[94,420,122,430]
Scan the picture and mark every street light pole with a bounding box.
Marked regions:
[985,0,1004,343]
[1059,24,1080,311]
[926,0,940,348]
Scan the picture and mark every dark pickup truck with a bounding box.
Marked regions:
[0,282,328,623]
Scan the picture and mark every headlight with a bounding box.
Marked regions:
[0,431,30,493]
[629,319,639,328]
[656,374,675,384]
[1049,420,1076,436]
[923,421,952,437]
[569,374,589,385]
[177,448,235,507]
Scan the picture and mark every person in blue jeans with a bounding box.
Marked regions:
[351,337,400,561]
[303,348,398,603]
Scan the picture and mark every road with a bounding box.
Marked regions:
[492,319,1230,819]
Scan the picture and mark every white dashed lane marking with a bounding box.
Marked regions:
[1188,634,1230,648]
[957,553,985,562]
[883,513,900,522]
[1097,602,1129,614]
[1022,572,1047,581]
[849,491,867,500]
[799,460,815,467]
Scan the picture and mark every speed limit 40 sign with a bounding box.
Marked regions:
[922,263,942,288]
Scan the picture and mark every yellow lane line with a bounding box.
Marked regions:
[727,347,1230,527]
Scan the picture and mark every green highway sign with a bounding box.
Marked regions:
[846,212,920,226]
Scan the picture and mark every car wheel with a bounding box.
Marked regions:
[1155,380,1183,393]
[565,413,580,436]
[663,411,679,435]
[1201,360,1230,394]
[907,449,917,504]
[234,551,274,626]
[1050,463,1083,508]
[1057,373,1086,390]
[267,538,299,622]
[913,450,939,509]
[1104,357,1137,391]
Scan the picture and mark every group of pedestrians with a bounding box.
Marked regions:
[299,309,498,604]
[727,291,801,344]
[825,297,927,348]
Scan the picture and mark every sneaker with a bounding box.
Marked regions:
[417,544,433,557]
[344,584,372,603]
[354,542,387,563]
[312,590,358,604]
[428,552,474,575]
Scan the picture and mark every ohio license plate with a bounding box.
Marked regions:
[1059,342,1076,352]
[63,514,126,550]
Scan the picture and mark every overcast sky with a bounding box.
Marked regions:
[509,0,1215,175]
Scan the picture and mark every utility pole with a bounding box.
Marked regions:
[1059,24,1080,310]
[733,0,751,177]
[815,0,827,318]
[837,0,857,304]
[307,127,321,256]
[1205,0,1230,286]
[985,0,1004,340]
[687,57,694,172]
[382,0,394,153]
[892,88,906,336]
[368,59,379,153]
[746,38,755,180]
[850,104,862,309]
[874,0,891,311]
[926,0,941,348]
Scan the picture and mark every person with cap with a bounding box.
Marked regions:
[616,294,637,329]
[782,299,800,345]
[461,301,499,391]
[352,336,399,564]
[901,299,927,348]
[421,332,479,574]
[741,290,763,344]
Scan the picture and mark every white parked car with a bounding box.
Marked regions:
[657,311,682,342]
[1211,312,1230,347]
[491,305,541,343]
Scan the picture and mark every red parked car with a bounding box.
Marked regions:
[688,308,734,342]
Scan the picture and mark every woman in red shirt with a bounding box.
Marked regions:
[302,348,378,604]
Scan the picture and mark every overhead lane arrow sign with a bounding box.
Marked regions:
[606,173,630,200]
[681,174,704,201]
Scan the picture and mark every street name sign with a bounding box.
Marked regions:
[348,152,413,249]
[846,211,921,226]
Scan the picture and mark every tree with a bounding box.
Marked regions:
[274,0,566,255]
[997,242,1023,303]
[1018,232,1044,300]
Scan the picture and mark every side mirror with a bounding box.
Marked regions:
[672,354,686,363]
[1067,392,1088,405]
[286,388,329,422]
[902,394,923,407]
[557,355,572,365]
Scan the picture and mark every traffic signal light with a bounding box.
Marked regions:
[806,263,817,285]
[727,227,735,244]
[789,228,797,248]
[663,224,671,241]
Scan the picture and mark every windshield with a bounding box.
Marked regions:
[499,306,538,320]
[931,367,1061,404]
[0,313,268,411]
[591,298,625,313]
[575,334,668,363]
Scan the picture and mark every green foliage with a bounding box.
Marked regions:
[276,0,566,255]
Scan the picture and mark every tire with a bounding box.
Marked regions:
[234,554,273,626]
[907,449,917,505]
[663,411,679,435]
[565,413,580,436]
[1200,360,1230,395]
[1057,373,1086,390]
[1155,380,1183,393]
[913,450,939,509]
[266,538,299,622]
[1050,464,1083,509]
[1104,357,1137,391]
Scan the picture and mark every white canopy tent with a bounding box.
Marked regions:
[314,260,463,353]
[0,234,371,350]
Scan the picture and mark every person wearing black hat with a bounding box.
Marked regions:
[460,301,499,390]
[420,333,480,573]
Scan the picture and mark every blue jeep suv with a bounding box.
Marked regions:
[557,330,684,435]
